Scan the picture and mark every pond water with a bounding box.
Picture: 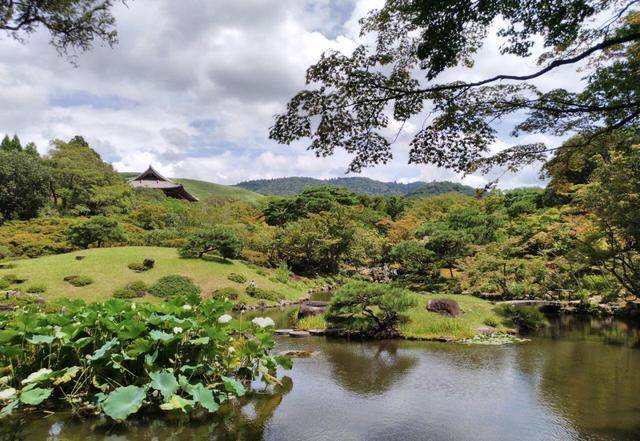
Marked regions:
[3,315,640,441]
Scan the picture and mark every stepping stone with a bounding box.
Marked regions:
[288,330,311,338]
[275,328,294,335]
[308,329,326,336]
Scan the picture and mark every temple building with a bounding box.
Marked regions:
[129,165,199,202]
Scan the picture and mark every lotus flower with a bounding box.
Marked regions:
[251,317,275,328]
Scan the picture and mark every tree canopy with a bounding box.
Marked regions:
[270,0,640,184]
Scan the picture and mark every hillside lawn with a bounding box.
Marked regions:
[298,293,509,341]
[1,246,305,305]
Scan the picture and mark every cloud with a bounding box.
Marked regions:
[0,0,563,189]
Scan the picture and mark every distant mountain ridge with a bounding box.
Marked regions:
[235,176,476,197]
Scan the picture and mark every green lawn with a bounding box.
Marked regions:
[174,178,264,204]
[1,246,305,304]
[299,293,508,341]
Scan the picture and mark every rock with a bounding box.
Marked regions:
[308,328,326,336]
[143,258,155,269]
[298,301,328,319]
[288,330,311,338]
[279,350,314,358]
[75,256,86,261]
[427,298,461,317]
[275,328,294,335]
[475,326,496,336]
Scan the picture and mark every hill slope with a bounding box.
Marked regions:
[4,247,304,304]
[120,173,263,203]
[235,176,476,197]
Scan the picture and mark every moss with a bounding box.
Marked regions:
[68,276,93,287]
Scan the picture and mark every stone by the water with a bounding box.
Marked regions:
[289,330,311,338]
[275,328,294,335]
[427,298,461,317]
[308,329,326,336]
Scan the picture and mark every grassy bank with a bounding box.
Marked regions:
[1,246,305,305]
[298,293,509,341]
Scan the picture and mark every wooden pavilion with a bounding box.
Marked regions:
[128,165,199,202]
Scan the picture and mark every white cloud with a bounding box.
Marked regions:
[0,0,569,189]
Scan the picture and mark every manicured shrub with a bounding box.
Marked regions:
[273,261,292,284]
[1,274,19,283]
[245,285,284,302]
[149,275,200,298]
[227,273,247,284]
[25,283,47,294]
[0,279,9,290]
[143,259,155,269]
[179,226,243,260]
[68,276,93,287]
[256,268,267,276]
[483,317,500,327]
[212,287,240,300]
[127,262,148,272]
[0,245,12,261]
[66,216,126,249]
[114,281,147,299]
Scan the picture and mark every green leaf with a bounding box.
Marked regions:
[275,355,293,370]
[221,376,246,397]
[159,394,193,412]
[190,383,219,413]
[118,321,147,340]
[125,338,152,357]
[26,335,54,345]
[21,368,53,385]
[189,336,210,346]
[144,349,158,367]
[149,330,175,343]
[70,336,93,349]
[88,338,119,362]
[20,387,52,405]
[101,385,147,421]
[149,369,179,400]
[0,388,17,402]
[0,330,21,344]
[0,400,19,419]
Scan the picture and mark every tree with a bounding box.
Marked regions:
[270,1,640,181]
[46,136,130,214]
[0,0,124,60]
[179,226,243,260]
[66,216,126,249]
[578,146,640,296]
[384,195,407,221]
[0,150,50,221]
[326,281,416,338]
[389,240,438,284]
[0,134,21,152]
[418,223,471,278]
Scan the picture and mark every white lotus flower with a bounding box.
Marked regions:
[251,317,275,328]
[182,304,192,311]
[218,314,232,324]
[0,388,16,401]
[173,327,183,334]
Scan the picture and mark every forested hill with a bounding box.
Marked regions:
[235,176,476,197]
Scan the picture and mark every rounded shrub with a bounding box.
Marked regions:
[149,275,200,298]
[69,276,94,287]
[212,287,240,300]
[114,281,148,299]
[0,279,9,290]
[227,273,247,284]
[25,283,47,294]
[245,285,284,302]
[127,262,148,272]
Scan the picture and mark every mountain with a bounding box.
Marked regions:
[120,173,264,203]
[235,176,476,197]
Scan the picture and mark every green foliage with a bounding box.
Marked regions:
[113,281,147,299]
[179,226,243,260]
[227,273,247,284]
[149,275,200,298]
[66,216,126,249]
[0,295,290,420]
[273,261,292,284]
[326,281,416,338]
[25,283,47,294]
[0,218,75,258]
[212,287,240,300]
[497,305,547,332]
[245,285,284,302]
[389,240,438,283]
[0,279,9,290]
[68,276,93,287]
[0,149,50,221]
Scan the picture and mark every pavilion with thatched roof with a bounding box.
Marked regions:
[129,165,198,202]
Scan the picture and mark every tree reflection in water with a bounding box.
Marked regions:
[324,340,418,395]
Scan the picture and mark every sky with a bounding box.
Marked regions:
[0,0,580,188]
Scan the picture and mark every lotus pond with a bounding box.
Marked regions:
[1,312,640,440]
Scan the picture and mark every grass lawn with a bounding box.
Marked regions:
[1,246,305,304]
[298,293,509,341]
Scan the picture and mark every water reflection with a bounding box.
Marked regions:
[2,317,640,441]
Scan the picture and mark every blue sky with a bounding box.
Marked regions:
[0,0,578,188]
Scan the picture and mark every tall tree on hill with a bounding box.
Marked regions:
[46,136,131,214]
[271,1,640,184]
[0,149,50,221]
[0,0,125,60]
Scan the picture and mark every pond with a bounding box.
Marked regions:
[2,315,640,441]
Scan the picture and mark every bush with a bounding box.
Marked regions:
[227,273,247,284]
[274,261,292,284]
[326,281,416,338]
[149,275,200,298]
[212,287,240,300]
[0,245,12,261]
[1,273,20,283]
[143,259,155,269]
[0,279,9,290]
[114,281,148,299]
[497,305,547,332]
[127,262,147,272]
[25,283,47,294]
[68,276,94,287]
[179,226,243,260]
[67,216,126,249]
[245,285,284,302]
[483,317,500,327]
[256,268,267,276]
